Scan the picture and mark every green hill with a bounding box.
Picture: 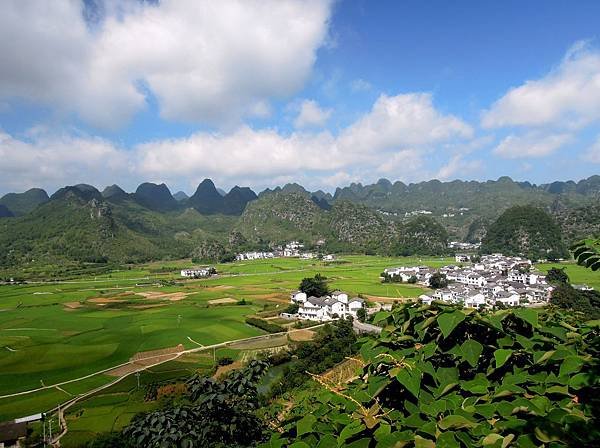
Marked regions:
[481,205,568,260]
[0,188,49,216]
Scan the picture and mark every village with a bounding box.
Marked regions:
[235,241,336,262]
[288,290,366,322]
[385,253,556,309]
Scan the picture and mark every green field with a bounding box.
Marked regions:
[1,255,595,431]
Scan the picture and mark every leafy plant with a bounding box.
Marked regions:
[123,360,269,447]
[571,239,600,271]
[265,303,599,447]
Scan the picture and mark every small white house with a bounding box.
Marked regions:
[181,268,211,278]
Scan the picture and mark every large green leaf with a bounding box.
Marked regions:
[438,415,477,430]
[513,308,538,327]
[559,356,583,377]
[396,366,421,398]
[437,310,466,338]
[296,414,317,436]
[494,349,513,368]
[460,339,483,368]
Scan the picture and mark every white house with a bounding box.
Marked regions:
[294,290,364,321]
[323,254,336,261]
[464,292,486,308]
[180,268,212,278]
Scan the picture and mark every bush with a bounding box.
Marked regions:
[217,356,234,366]
[245,317,285,333]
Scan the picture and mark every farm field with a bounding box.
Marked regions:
[1,254,594,430]
[0,255,438,423]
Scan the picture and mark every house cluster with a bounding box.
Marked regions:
[404,209,433,217]
[448,241,481,250]
[180,267,215,278]
[236,241,331,261]
[288,290,365,321]
[386,254,554,309]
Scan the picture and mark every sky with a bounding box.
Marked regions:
[1,0,600,196]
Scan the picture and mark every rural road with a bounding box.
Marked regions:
[2,324,327,446]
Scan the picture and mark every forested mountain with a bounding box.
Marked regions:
[0,188,49,215]
[481,205,568,260]
[0,175,598,273]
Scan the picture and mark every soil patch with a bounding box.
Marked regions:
[130,304,167,310]
[208,297,238,305]
[88,297,127,304]
[213,361,242,379]
[63,302,83,309]
[205,285,234,291]
[137,291,190,301]
[288,329,315,342]
[106,344,185,377]
[365,295,416,303]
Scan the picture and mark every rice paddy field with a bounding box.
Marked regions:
[0,255,595,445]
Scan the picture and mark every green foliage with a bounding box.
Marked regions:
[391,216,449,256]
[547,267,570,284]
[481,205,568,260]
[265,303,600,447]
[123,360,270,447]
[550,284,600,319]
[299,273,329,297]
[357,307,367,323]
[245,317,285,333]
[571,239,600,271]
[428,272,448,289]
[275,319,358,394]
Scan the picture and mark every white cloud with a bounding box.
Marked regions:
[339,93,473,153]
[0,130,129,192]
[293,99,332,128]
[0,0,333,128]
[492,132,572,159]
[583,136,600,163]
[482,42,600,129]
[0,92,474,193]
[435,155,483,180]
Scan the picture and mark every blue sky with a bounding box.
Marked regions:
[1,0,600,195]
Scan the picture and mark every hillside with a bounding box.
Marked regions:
[0,185,237,274]
[0,188,49,216]
[480,205,568,260]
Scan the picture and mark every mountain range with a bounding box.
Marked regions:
[0,176,598,275]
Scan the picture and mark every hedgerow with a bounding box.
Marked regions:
[265,303,599,447]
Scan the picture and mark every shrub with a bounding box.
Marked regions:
[245,317,285,333]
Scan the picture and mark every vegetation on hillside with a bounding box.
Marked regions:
[266,303,600,447]
[481,205,568,260]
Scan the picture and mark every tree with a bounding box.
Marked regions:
[547,267,569,284]
[428,272,448,289]
[571,239,600,271]
[299,273,329,297]
[356,307,367,323]
[407,275,417,284]
[123,360,269,447]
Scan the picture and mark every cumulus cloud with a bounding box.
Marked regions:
[0,130,129,192]
[338,93,473,153]
[293,100,332,128]
[0,92,474,193]
[492,132,572,159]
[0,0,333,128]
[435,155,483,180]
[482,41,600,129]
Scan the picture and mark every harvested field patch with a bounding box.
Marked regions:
[130,304,167,310]
[213,361,242,379]
[63,302,83,309]
[106,345,185,377]
[365,295,416,303]
[208,298,237,305]
[288,329,315,342]
[137,291,190,301]
[88,297,127,304]
[205,285,234,291]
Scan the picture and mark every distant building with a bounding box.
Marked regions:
[180,267,213,278]
[388,253,553,309]
[290,290,363,321]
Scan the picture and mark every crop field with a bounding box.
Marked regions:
[1,254,594,442]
